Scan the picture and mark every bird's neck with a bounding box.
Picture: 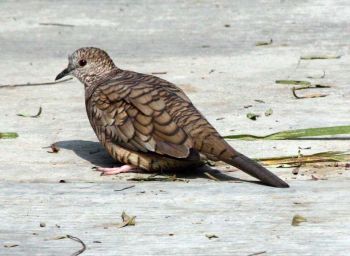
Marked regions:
[80,68,119,87]
[84,68,123,101]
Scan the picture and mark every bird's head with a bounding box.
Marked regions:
[55,47,116,85]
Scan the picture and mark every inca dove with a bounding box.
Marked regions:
[55,47,289,188]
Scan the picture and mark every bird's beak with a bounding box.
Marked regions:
[55,67,71,81]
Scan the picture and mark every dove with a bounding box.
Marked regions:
[55,47,289,188]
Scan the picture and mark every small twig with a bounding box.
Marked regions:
[255,39,273,46]
[292,87,328,99]
[292,87,301,99]
[67,235,86,256]
[247,251,267,256]
[300,55,341,60]
[151,72,167,75]
[17,106,42,118]
[114,185,135,192]
[276,80,311,86]
[39,22,75,27]
[203,172,220,181]
[0,77,73,88]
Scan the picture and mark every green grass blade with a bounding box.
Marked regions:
[0,132,18,139]
[224,125,350,140]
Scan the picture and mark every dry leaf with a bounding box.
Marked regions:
[4,243,19,248]
[291,214,307,226]
[255,39,273,46]
[254,99,265,103]
[205,234,219,239]
[48,143,60,153]
[246,113,260,120]
[45,235,67,241]
[118,211,136,228]
[264,108,273,116]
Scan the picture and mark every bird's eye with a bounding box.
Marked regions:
[78,59,87,67]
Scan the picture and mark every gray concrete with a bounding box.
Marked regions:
[0,0,349,255]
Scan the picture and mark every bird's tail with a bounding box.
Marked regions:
[224,153,289,188]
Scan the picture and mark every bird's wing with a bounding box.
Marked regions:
[90,80,194,159]
[89,71,289,187]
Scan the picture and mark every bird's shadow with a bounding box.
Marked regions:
[55,140,261,185]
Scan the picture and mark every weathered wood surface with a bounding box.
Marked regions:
[0,0,350,255]
[1,181,350,256]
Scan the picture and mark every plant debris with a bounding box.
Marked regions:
[40,222,46,228]
[292,87,328,99]
[276,79,331,93]
[246,113,260,121]
[67,235,86,256]
[291,214,307,226]
[203,172,220,181]
[300,55,341,60]
[17,106,42,118]
[292,168,300,175]
[39,22,75,27]
[151,72,167,75]
[0,132,18,139]
[254,99,265,103]
[0,77,72,88]
[4,243,19,248]
[47,143,60,153]
[294,84,332,90]
[46,235,67,241]
[118,211,136,228]
[224,125,350,140]
[255,39,273,46]
[298,146,311,150]
[275,80,311,86]
[128,174,188,182]
[256,151,350,166]
[247,251,267,256]
[307,70,326,79]
[205,234,219,239]
[244,105,253,109]
[114,185,135,192]
[264,108,273,116]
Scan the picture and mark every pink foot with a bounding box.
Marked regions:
[95,165,140,176]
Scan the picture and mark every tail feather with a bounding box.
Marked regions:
[226,154,289,188]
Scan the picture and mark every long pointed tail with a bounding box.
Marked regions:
[225,153,289,188]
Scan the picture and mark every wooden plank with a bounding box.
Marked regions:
[1,181,350,255]
[1,0,350,255]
